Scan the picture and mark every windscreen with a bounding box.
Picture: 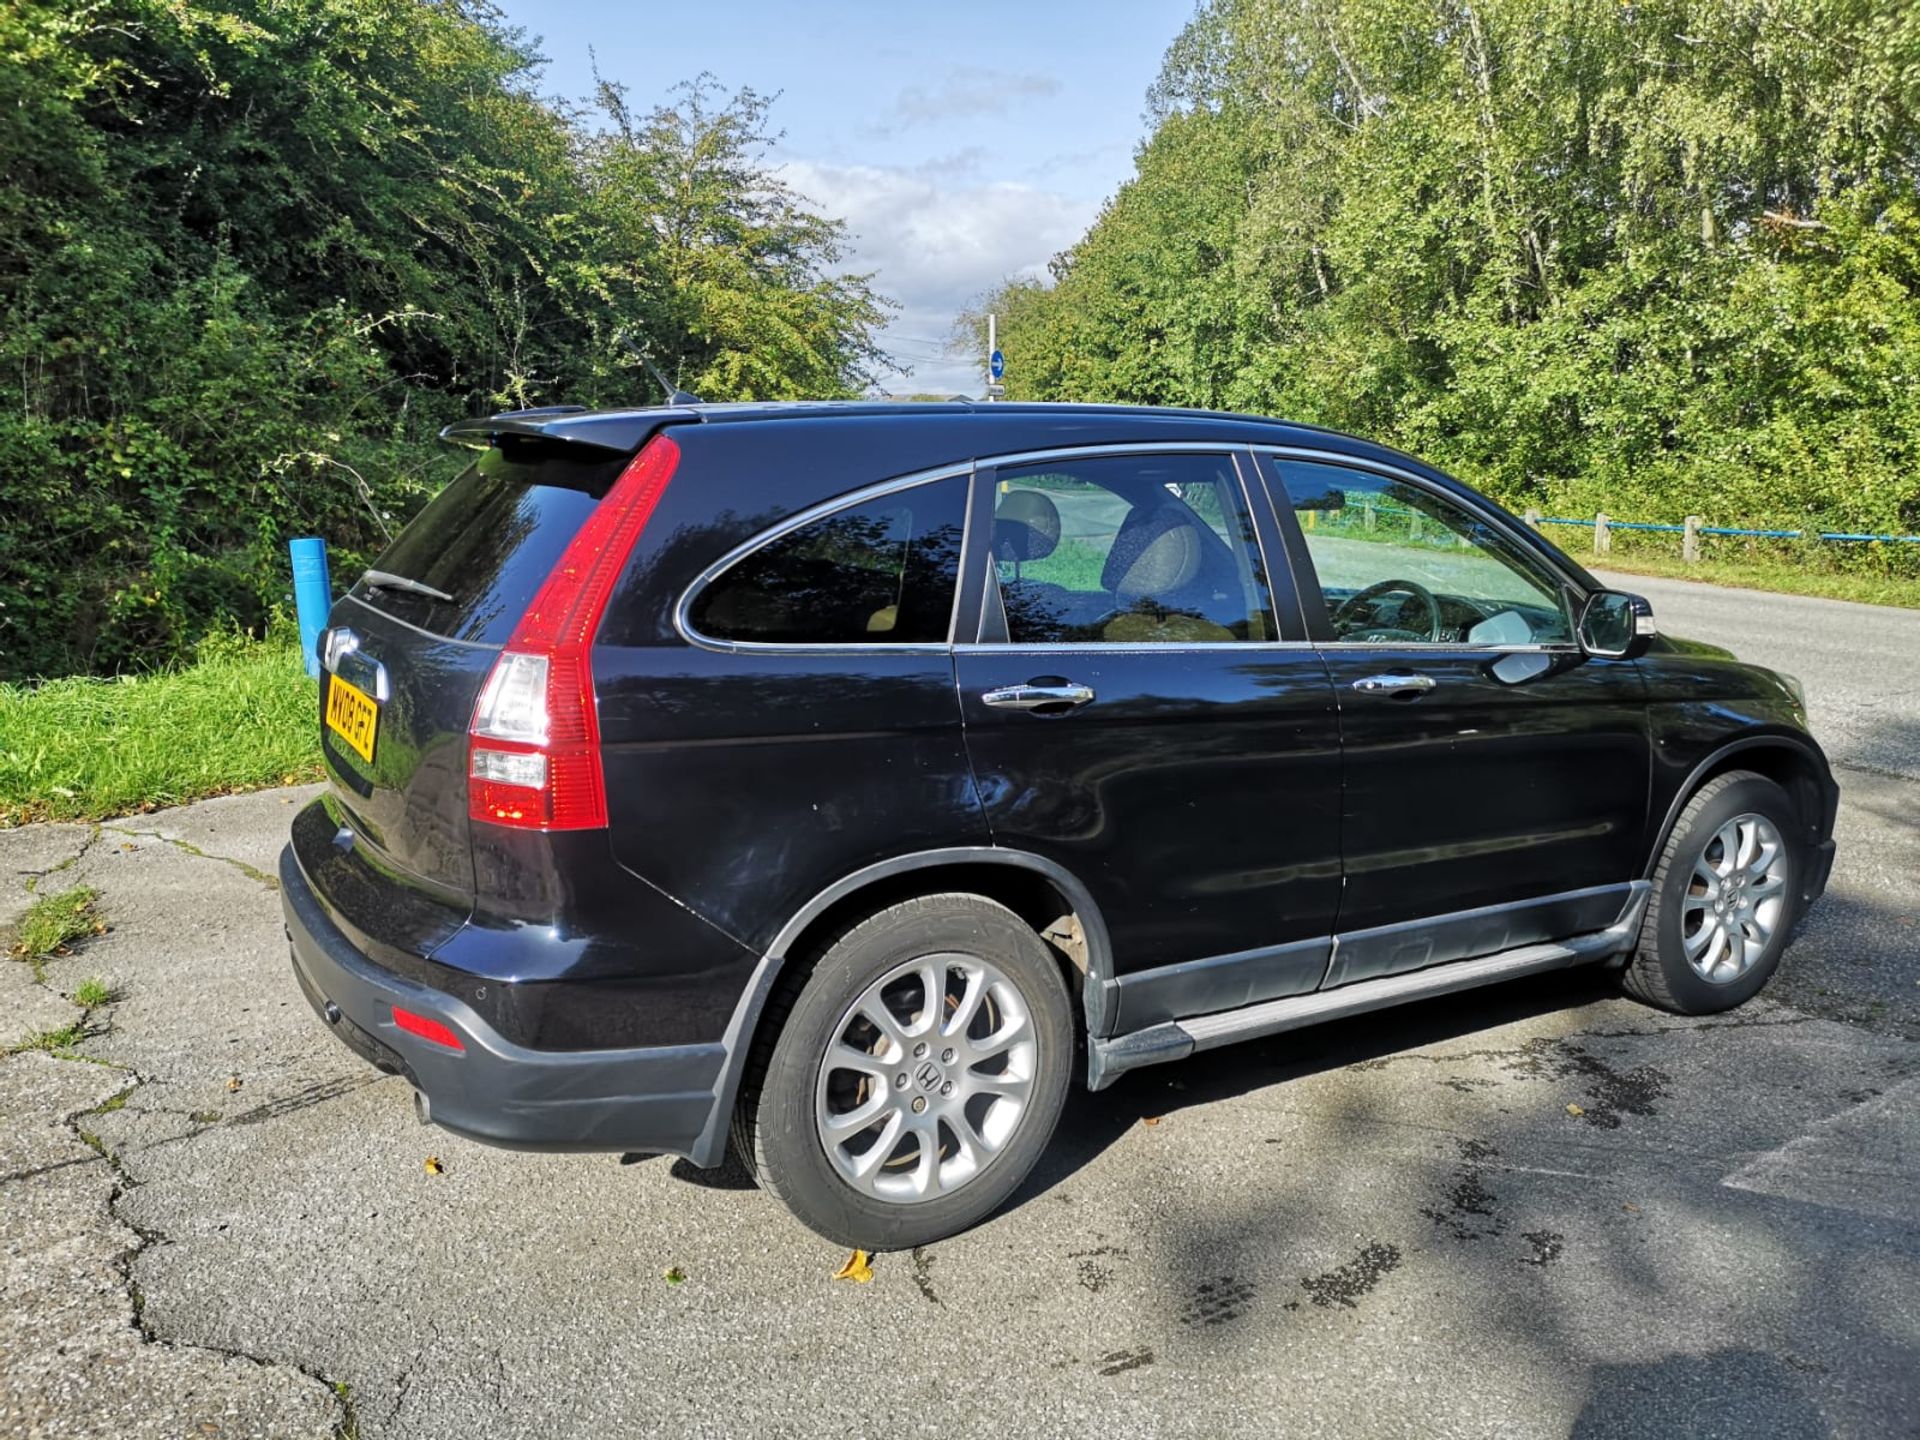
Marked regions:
[351,439,627,644]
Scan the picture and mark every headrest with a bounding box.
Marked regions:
[994,489,1061,564]
[1101,504,1204,600]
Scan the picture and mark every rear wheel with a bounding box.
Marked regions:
[735,893,1074,1249]
[1624,771,1802,1014]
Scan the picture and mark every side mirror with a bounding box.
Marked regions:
[1579,590,1655,660]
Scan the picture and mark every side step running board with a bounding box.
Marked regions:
[1086,906,1644,1091]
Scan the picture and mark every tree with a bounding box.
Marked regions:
[0,3,895,680]
[967,0,1920,566]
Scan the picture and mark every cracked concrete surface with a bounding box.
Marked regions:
[0,790,343,1439]
[0,574,1915,1437]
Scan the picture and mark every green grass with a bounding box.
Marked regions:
[1589,549,1920,609]
[10,884,102,960]
[73,976,113,1008]
[5,1020,89,1056]
[0,632,322,826]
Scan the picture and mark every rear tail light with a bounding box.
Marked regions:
[467,433,680,830]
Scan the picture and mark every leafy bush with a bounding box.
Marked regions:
[1,2,892,681]
[965,0,1920,582]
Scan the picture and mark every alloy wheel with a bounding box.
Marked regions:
[813,953,1037,1204]
[1681,812,1789,984]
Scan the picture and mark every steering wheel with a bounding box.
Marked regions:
[1331,578,1443,642]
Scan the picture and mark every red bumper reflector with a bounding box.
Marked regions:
[392,1006,464,1052]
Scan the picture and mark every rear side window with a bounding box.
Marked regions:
[688,475,968,646]
[990,453,1275,645]
[353,439,626,644]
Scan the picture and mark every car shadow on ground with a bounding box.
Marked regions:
[642,809,1912,1221]
[630,965,1639,1207]
[1012,965,1636,1208]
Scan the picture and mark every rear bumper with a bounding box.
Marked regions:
[280,844,727,1159]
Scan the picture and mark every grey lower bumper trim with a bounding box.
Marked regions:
[1087,888,1648,1091]
[280,845,728,1158]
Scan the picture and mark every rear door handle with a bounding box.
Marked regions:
[981,682,1096,712]
[1351,673,1436,697]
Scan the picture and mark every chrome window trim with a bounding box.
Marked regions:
[956,640,1317,654]
[980,440,1262,468]
[1313,642,1586,655]
[674,463,975,655]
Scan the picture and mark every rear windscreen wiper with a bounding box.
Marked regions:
[361,568,454,603]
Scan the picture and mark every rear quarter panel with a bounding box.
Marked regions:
[593,421,987,955]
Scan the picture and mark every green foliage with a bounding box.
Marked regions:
[0,622,322,823]
[964,0,1920,585]
[10,885,102,960]
[0,4,892,680]
[73,977,114,1008]
[6,1021,91,1057]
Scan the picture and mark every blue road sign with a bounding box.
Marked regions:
[989,349,1004,379]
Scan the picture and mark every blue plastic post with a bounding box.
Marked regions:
[289,537,332,679]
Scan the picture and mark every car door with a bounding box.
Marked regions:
[1255,452,1650,988]
[953,447,1342,1036]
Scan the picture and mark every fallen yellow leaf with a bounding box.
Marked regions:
[424,1156,445,1175]
[226,1075,242,1092]
[1565,1103,1585,1117]
[1142,1116,1162,1127]
[833,1249,874,1283]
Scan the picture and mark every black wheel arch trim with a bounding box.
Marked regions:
[1646,732,1837,886]
[688,846,1116,1168]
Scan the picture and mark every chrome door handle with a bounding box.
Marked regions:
[1351,673,1436,696]
[981,682,1096,712]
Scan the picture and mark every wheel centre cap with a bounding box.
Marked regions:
[915,1060,945,1094]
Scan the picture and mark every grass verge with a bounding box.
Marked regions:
[1578,550,1920,609]
[0,632,321,826]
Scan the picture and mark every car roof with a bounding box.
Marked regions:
[442,399,1435,478]
[439,399,1601,593]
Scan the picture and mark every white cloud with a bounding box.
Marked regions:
[877,66,1062,134]
[782,157,1097,393]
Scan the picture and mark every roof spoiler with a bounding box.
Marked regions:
[438,405,702,455]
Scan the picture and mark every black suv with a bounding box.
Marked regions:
[282,401,1837,1247]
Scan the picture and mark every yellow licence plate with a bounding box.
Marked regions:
[325,674,378,764]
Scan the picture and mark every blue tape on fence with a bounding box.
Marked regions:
[1537,517,1920,544]
[289,537,331,680]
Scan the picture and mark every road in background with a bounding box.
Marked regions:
[1598,570,1920,782]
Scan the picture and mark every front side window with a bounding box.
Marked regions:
[990,453,1274,645]
[688,475,967,645]
[1280,461,1573,646]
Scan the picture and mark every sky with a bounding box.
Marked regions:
[491,0,1194,394]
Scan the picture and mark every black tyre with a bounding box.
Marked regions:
[1623,771,1802,1015]
[734,893,1074,1249]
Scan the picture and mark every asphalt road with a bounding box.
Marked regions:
[3,572,1916,1439]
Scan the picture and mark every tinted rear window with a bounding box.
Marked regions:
[352,440,626,644]
[687,475,968,645]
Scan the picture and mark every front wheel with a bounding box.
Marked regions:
[735,893,1074,1249]
[1624,770,1803,1014]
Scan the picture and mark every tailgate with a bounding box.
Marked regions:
[318,436,638,899]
